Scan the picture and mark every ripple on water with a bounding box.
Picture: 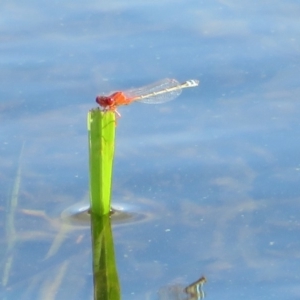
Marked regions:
[61,201,156,228]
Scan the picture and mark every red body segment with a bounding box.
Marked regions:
[96,91,132,112]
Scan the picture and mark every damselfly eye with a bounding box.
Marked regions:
[96,96,114,107]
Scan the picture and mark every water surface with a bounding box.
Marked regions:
[1,0,300,299]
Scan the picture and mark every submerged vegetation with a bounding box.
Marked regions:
[2,143,24,287]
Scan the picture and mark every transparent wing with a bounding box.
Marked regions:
[123,78,182,104]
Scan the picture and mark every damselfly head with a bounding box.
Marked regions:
[96,95,114,108]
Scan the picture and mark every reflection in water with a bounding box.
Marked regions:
[158,276,206,300]
[184,276,206,300]
[90,213,121,300]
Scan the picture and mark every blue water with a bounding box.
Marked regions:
[1,0,300,299]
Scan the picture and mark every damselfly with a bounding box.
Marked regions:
[96,78,199,115]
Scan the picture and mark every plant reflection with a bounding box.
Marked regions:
[184,276,206,300]
[90,212,121,300]
[158,275,206,300]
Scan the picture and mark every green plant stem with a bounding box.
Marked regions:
[88,109,116,216]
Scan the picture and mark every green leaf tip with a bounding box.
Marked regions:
[88,109,116,216]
